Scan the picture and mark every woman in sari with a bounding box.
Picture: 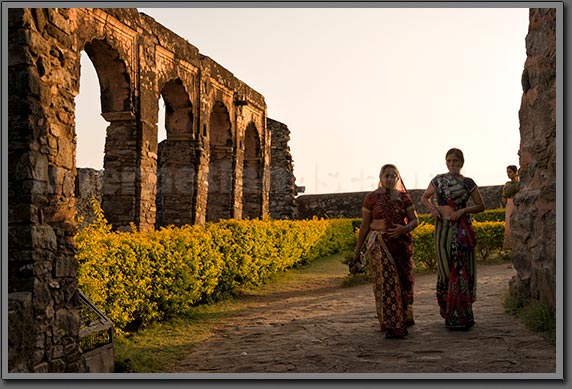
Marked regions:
[421,148,485,330]
[501,165,520,250]
[351,164,419,339]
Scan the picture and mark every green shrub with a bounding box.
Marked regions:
[76,201,355,332]
[474,221,505,262]
[472,208,506,223]
[413,221,505,267]
[417,208,505,225]
[411,223,437,271]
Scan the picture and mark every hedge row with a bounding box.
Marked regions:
[349,212,507,272]
[75,200,355,332]
[75,200,506,332]
[410,221,506,271]
[418,208,505,225]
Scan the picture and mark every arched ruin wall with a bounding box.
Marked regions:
[8,7,270,373]
[8,8,87,373]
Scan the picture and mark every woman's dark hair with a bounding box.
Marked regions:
[378,164,408,193]
[379,164,400,179]
[446,148,464,165]
[507,165,518,173]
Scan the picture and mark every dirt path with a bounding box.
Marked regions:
[176,261,556,374]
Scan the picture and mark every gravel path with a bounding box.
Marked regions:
[176,262,556,375]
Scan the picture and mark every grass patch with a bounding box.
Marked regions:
[520,303,556,344]
[114,299,250,373]
[502,289,556,345]
[113,253,350,372]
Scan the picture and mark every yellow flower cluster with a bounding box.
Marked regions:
[75,200,355,332]
[410,220,506,271]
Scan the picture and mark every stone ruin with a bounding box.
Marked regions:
[75,117,300,227]
[7,7,558,373]
[7,7,294,373]
[510,8,557,309]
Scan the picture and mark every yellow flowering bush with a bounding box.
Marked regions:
[473,221,505,261]
[411,222,437,271]
[76,199,503,331]
[410,220,506,271]
[75,200,355,331]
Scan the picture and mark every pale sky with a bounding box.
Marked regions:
[75,6,530,193]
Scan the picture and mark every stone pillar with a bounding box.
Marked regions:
[75,168,103,227]
[268,118,298,219]
[101,114,139,231]
[156,140,199,226]
[510,8,557,308]
[8,8,86,373]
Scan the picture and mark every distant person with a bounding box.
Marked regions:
[502,165,520,250]
[350,164,419,339]
[421,148,485,330]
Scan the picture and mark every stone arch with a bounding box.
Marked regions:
[206,101,234,222]
[242,122,263,219]
[81,38,138,230]
[83,39,131,113]
[156,78,197,227]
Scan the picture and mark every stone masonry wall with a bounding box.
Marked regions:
[8,8,87,373]
[296,186,503,220]
[509,8,557,308]
[268,118,298,220]
[76,116,301,223]
[8,7,269,373]
[75,168,103,228]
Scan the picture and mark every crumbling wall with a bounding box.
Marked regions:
[8,7,269,373]
[8,8,87,373]
[268,119,298,220]
[510,8,557,308]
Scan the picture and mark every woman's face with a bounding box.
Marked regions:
[507,168,517,180]
[380,167,397,190]
[446,153,463,175]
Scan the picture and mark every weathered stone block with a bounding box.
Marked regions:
[33,362,49,373]
[56,308,80,338]
[30,225,57,251]
[48,358,66,373]
[55,254,77,278]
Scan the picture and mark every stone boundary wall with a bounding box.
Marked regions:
[295,186,503,220]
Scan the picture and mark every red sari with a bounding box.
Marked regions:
[363,188,415,337]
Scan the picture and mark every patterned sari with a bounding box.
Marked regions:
[431,173,477,329]
[363,189,415,338]
[502,180,520,249]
